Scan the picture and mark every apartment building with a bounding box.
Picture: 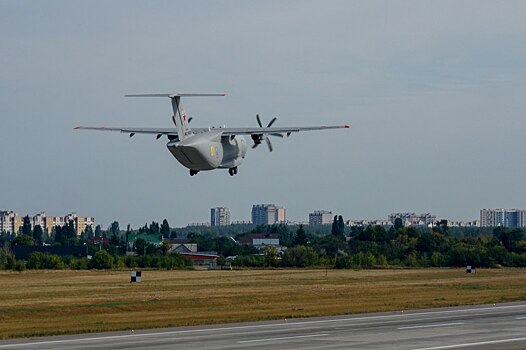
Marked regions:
[251,204,286,225]
[210,207,231,226]
[309,210,333,225]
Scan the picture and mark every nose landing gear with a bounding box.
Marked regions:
[228,167,238,176]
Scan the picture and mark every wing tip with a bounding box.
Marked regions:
[344,125,350,128]
[73,126,80,130]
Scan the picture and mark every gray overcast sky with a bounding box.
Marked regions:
[1,1,525,228]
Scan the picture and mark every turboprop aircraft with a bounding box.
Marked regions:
[75,93,350,176]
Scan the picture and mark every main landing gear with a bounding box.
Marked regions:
[228,167,238,176]
[189,169,199,176]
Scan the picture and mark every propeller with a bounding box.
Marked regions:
[251,114,283,152]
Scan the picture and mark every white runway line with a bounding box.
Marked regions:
[515,316,526,319]
[398,322,464,330]
[1,303,525,349]
[412,337,526,350]
[238,333,329,344]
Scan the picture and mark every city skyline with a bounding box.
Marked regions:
[6,206,523,232]
[1,2,525,227]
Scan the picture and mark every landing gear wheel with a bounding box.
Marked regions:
[190,169,199,176]
[228,167,238,176]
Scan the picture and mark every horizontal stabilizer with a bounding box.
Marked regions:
[125,93,226,98]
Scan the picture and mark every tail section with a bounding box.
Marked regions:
[125,93,225,142]
[171,95,192,141]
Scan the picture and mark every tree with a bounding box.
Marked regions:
[282,246,319,267]
[331,215,345,240]
[125,224,132,251]
[89,250,114,269]
[0,243,16,270]
[12,235,34,246]
[160,219,170,240]
[54,226,64,244]
[159,241,171,256]
[494,228,524,252]
[109,221,120,245]
[134,238,156,255]
[32,225,44,245]
[394,218,404,231]
[95,224,103,238]
[21,215,32,236]
[149,221,160,236]
[433,220,449,236]
[84,225,94,240]
[314,235,347,257]
[293,225,308,246]
[263,245,278,267]
[64,220,78,245]
[274,224,293,247]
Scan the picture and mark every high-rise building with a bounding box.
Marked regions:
[210,207,230,226]
[480,209,526,228]
[388,212,437,226]
[251,204,286,225]
[64,213,95,236]
[309,210,333,225]
[0,211,23,234]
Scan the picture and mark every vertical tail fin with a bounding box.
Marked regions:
[125,93,225,141]
[171,96,193,141]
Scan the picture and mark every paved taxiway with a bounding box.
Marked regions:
[1,302,526,349]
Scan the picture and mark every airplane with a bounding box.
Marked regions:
[75,93,350,176]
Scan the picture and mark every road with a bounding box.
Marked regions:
[1,302,526,349]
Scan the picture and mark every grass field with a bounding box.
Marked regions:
[1,268,526,339]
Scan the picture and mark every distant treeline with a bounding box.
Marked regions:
[1,217,525,270]
[0,249,192,271]
[202,220,526,269]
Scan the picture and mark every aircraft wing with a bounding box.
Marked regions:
[74,126,177,134]
[74,126,213,140]
[74,124,350,138]
[220,124,350,136]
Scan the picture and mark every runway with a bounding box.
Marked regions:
[1,302,526,349]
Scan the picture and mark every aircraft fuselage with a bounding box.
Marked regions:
[167,131,247,173]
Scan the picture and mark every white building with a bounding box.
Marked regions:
[0,211,22,234]
[210,207,231,226]
[309,210,333,225]
[251,204,286,225]
[0,210,94,236]
[480,209,526,228]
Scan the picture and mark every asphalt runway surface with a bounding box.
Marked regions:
[1,302,526,349]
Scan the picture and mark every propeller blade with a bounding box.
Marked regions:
[267,117,277,128]
[256,114,263,128]
[188,117,193,123]
[252,143,259,149]
[265,137,273,152]
[156,134,162,140]
[270,133,283,138]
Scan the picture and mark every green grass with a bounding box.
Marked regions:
[0,268,526,339]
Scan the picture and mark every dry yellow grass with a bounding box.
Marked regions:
[1,268,526,339]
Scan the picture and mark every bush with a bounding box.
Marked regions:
[282,246,319,267]
[89,250,114,269]
[27,252,65,269]
[14,260,26,271]
[68,258,88,270]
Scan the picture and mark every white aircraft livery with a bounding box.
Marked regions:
[75,93,350,176]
